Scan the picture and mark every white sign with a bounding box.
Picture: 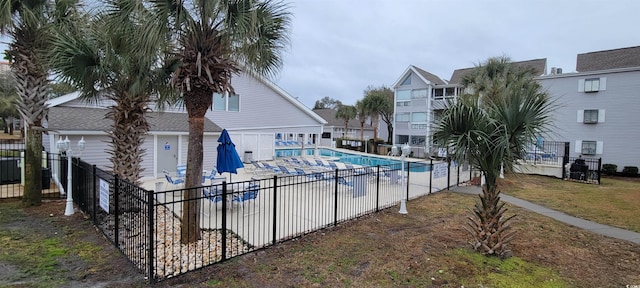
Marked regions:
[99,178,109,213]
[433,162,449,179]
[437,148,448,157]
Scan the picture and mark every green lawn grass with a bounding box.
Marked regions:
[499,174,640,232]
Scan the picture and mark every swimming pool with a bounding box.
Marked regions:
[275,148,315,158]
[276,148,430,172]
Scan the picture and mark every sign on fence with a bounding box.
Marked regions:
[99,178,109,213]
[433,162,448,179]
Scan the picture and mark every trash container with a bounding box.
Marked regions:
[41,168,51,189]
[243,151,253,163]
[353,171,367,198]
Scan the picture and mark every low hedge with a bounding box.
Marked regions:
[622,166,639,176]
[602,164,617,175]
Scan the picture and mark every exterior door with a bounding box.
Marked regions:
[157,136,179,175]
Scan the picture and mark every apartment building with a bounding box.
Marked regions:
[392,46,640,168]
[538,46,640,168]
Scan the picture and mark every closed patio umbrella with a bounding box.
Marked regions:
[216,129,244,180]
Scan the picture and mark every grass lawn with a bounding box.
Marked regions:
[1,175,639,287]
[499,174,640,233]
[161,188,640,287]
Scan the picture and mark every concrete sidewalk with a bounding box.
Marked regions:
[449,185,640,244]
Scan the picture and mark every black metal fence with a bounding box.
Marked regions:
[525,141,570,165]
[563,156,602,184]
[0,138,63,199]
[59,157,473,282]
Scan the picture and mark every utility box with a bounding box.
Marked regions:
[41,168,51,189]
[0,158,20,184]
[243,151,253,163]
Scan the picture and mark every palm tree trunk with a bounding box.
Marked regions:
[23,126,43,205]
[12,53,48,206]
[108,95,149,185]
[372,114,379,153]
[181,89,211,244]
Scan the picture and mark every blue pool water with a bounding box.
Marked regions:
[276,148,430,172]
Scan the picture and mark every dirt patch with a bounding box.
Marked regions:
[0,199,147,287]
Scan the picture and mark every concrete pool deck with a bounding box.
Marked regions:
[141,156,471,248]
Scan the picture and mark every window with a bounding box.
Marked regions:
[411,124,428,129]
[228,93,239,111]
[583,109,598,124]
[433,88,444,99]
[581,141,597,155]
[396,101,410,107]
[321,132,331,139]
[397,135,409,144]
[584,78,600,92]
[411,89,427,99]
[213,93,225,111]
[400,76,411,86]
[212,92,240,111]
[411,135,426,145]
[411,112,427,122]
[396,113,410,122]
[445,87,456,96]
[397,90,411,100]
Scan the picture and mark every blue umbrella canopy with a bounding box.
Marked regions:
[216,129,244,174]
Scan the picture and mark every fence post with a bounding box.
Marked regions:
[597,158,602,184]
[405,162,410,200]
[429,159,433,194]
[114,175,119,246]
[147,187,155,282]
[272,176,278,245]
[457,162,460,186]
[333,169,339,226]
[375,165,380,212]
[447,157,451,189]
[221,181,227,260]
[92,165,97,224]
[562,155,569,179]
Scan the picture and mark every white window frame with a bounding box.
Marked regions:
[411,89,427,99]
[410,135,426,145]
[578,77,606,92]
[411,124,428,129]
[581,141,597,155]
[577,109,605,123]
[396,113,410,122]
[212,92,240,112]
[583,109,598,124]
[396,90,411,100]
[575,140,604,155]
[396,101,410,107]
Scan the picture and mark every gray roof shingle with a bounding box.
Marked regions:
[576,46,640,72]
[48,107,222,132]
[449,58,547,84]
[412,66,446,85]
[312,108,372,129]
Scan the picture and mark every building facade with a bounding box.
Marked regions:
[538,47,640,169]
[391,46,640,170]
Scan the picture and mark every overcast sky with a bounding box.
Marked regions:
[275,0,640,108]
[2,0,637,109]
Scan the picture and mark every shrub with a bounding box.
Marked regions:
[602,164,618,175]
[622,166,639,176]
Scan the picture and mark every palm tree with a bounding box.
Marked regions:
[0,0,80,206]
[148,0,291,244]
[363,86,393,151]
[335,104,356,138]
[432,56,556,256]
[50,1,174,184]
[355,100,368,141]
